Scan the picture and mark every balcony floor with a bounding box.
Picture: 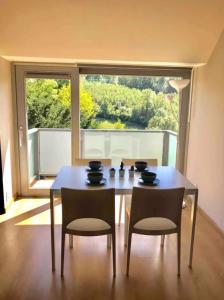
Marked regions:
[0,197,224,300]
[31,177,55,189]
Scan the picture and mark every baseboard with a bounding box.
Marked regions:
[198,206,224,238]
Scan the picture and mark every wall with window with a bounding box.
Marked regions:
[0,57,17,206]
[187,30,224,231]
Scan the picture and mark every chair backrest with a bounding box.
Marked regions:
[61,188,115,229]
[122,158,158,166]
[74,158,111,167]
[130,187,185,227]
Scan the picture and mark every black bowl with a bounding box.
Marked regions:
[141,171,156,183]
[87,172,103,184]
[88,160,102,171]
[135,161,147,171]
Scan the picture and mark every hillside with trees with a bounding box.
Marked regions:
[26,75,179,132]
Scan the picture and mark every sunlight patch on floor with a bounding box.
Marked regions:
[31,179,54,189]
[1,196,124,225]
[0,198,49,223]
[16,203,62,225]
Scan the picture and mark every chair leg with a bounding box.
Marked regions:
[69,234,73,248]
[177,231,181,277]
[107,234,112,249]
[118,195,123,225]
[112,231,116,277]
[126,231,132,276]
[61,231,66,277]
[161,235,165,247]
[124,209,129,247]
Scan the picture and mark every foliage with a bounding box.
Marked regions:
[26,79,71,128]
[79,86,96,128]
[84,75,116,84]
[58,83,70,108]
[118,76,178,94]
[82,79,179,131]
[82,80,142,122]
[82,74,177,93]
[131,89,155,127]
[94,119,125,129]
[148,94,179,131]
[26,79,96,129]
[26,76,179,133]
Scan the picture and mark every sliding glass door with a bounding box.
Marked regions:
[14,64,191,196]
[15,65,79,196]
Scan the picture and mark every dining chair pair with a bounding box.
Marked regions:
[74,157,158,226]
[60,186,185,278]
[71,158,159,249]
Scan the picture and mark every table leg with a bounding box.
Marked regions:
[189,189,198,268]
[50,189,55,271]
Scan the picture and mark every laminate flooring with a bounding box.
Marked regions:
[0,197,224,300]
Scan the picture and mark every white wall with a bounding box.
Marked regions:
[0,57,16,206]
[187,30,224,231]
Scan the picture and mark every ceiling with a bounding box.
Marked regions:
[0,0,224,65]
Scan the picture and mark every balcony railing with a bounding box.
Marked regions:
[28,128,177,180]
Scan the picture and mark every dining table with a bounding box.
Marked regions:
[50,165,198,272]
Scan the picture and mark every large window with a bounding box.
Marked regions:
[15,64,191,196]
[79,73,181,166]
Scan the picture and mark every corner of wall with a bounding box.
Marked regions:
[0,57,17,207]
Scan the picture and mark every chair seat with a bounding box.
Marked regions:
[66,218,111,231]
[134,217,177,231]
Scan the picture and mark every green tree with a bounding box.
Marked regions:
[80,86,96,128]
[27,79,97,129]
[82,80,141,122]
[148,93,179,131]
[58,83,71,108]
[26,77,179,133]
[117,76,177,93]
[83,74,117,84]
[58,82,96,128]
[131,89,155,127]
[94,119,125,129]
[26,79,71,128]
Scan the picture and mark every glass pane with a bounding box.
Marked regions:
[26,78,71,188]
[79,74,179,166]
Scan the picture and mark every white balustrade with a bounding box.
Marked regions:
[28,128,177,178]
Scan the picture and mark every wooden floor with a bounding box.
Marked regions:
[0,197,224,300]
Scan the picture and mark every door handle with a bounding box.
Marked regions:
[19,126,23,147]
